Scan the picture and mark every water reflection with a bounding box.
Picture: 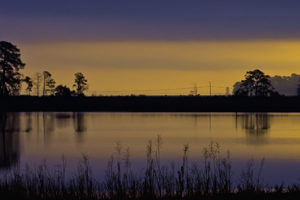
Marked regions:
[239,113,271,135]
[73,112,86,133]
[55,113,72,128]
[1,112,300,186]
[0,112,89,169]
[238,113,271,145]
[25,112,32,133]
[0,113,20,169]
[73,112,86,143]
[42,113,55,144]
[1,112,300,173]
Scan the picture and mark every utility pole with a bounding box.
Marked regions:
[190,83,198,96]
[209,81,212,96]
[194,84,198,96]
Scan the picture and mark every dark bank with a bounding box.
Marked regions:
[1,96,300,112]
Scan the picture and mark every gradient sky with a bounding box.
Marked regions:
[1,0,300,95]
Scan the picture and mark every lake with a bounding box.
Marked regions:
[1,112,300,186]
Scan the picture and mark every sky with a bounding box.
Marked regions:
[1,0,300,95]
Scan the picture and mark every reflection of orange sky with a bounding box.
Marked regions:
[20,40,300,95]
[19,113,300,161]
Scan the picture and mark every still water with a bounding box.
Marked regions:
[1,112,300,185]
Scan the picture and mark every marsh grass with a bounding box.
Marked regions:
[0,137,300,199]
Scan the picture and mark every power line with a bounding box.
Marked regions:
[96,85,232,93]
[18,85,234,96]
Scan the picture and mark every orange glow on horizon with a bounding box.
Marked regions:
[19,40,300,95]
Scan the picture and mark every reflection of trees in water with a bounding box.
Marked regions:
[25,112,32,133]
[0,113,20,169]
[0,112,88,169]
[73,112,86,142]
[73,112,86,133]
[238,113,271,145]
[37,112,87,144]
[43,113,55,144]
[240,113,270,135]
[55,113,72,128]
[28,112,87,145]
[43,113,55,134]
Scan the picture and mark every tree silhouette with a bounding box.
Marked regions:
[73,72,88,96]
[0,41,25,96]
[297,78,300,96]
[33,72,42,96]
[234,69,278,96]
[54,85,72,96]
[23,76,33,95]
[43,71,56,96]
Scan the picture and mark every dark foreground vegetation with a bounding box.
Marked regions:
[1,140,300,200]
[2,95,300,112]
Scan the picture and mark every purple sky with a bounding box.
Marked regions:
[1,0,300,43]
[2,0,300,95]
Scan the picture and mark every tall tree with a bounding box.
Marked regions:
[0,41,25,96]
[234,69,278,96]
[23,76,33,95]
[34,72,42,96]
[43,71,56,96]
[73,72,88,96]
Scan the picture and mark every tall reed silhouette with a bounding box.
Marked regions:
[0,137,299,199]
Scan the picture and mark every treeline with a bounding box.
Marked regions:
[0,41,88,96]
[2,40,300,97]
[26,71,88,96]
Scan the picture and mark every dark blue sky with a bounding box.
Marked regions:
[1,0,300,43]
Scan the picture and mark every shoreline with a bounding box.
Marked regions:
[1,96,300,112]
